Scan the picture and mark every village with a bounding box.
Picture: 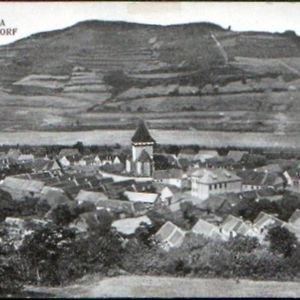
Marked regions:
[1,119,300,255]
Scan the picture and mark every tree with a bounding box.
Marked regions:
[73,141,84,154]
[267,226,298,257]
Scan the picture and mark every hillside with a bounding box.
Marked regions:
[0,20,300,134]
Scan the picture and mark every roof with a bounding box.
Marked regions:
[153,168,183,180]
[289,209,300,225]
[40,186,70,207]
[192,218,224,240]
[256,164,283,174]
[75,190,109,206]
[226,151,248,162]
[253,211,284,230]
[123,191,159,204]
[191,168,241,184]
[69,211,102,232]
[7,149,21,159]
[59,148,80,158]
[137,150,151,162]
[131,120,156,144]
[88,198,135,214]
[237,170,284,187]
[160,186,174,199]
[18,154,34,161]
[155,221,186,249]
[1,176,45,193]
[221,214,254,236]
[193,150,219,162]
[112,216,152,236]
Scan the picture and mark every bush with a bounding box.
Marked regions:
[267,226,298,257]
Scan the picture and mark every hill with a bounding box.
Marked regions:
[0,20,300,134]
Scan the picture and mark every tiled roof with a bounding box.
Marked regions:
[131,120,156,143]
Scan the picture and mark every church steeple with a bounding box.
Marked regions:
[131,120,156,144]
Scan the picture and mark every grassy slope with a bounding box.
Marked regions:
[25,275,300,298]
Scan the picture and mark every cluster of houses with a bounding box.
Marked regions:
[153,209,300,251]
[1,120,300,252]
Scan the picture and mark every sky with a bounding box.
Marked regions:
[0,1,299,45]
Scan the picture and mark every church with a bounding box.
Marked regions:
[125,120,156,177]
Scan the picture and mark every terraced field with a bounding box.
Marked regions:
[0,21,300,138]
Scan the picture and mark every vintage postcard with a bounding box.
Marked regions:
[0,1,300,298]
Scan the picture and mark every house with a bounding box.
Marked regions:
[254,211,300,242]
[87,198,135,217]
[253,212,285,238]
[7,149,22,161]
[255,164,283,174]
[75,190,109,207]
[111,215,152,236]
[17,154,34,164]
[154,221,186,251]
[126,120,156,177]
[76,155,96,167]
[123,191,160,206]
[0,176,45,200]
[69,211,105,233]
[159,186,174,205]
[220,215,258,240]
[59,156,72,168]
[177,148,198,161]
[237,169,285,192]
[199,193,241,214]
[39,186,71,208]
[192,218,226,241]
[113,156,121,165]
[191,168,242,201]
[289,209,300,228]
[58,148,80,159]
[193,150,219,163]
[153,168,184,188]
[226,150,248,162]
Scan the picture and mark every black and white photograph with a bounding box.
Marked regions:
[1,1,300,297]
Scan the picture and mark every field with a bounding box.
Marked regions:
[25,275,300,297]
[1,129,300,149]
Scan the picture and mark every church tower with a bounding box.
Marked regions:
[127,120,156,177]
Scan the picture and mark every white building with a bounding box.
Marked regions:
[191,168,242,200]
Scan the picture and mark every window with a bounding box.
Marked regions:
[219,183,222,188]
[209,185,212,190]
[214,184,217,189]
[224,183,227,188]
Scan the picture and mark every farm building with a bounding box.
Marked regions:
[191,168,242,200]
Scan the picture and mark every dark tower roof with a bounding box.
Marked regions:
[131,120,156,144]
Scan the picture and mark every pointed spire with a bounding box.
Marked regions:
[131,120,156,143]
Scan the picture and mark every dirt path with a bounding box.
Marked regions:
[25,275,300,298]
